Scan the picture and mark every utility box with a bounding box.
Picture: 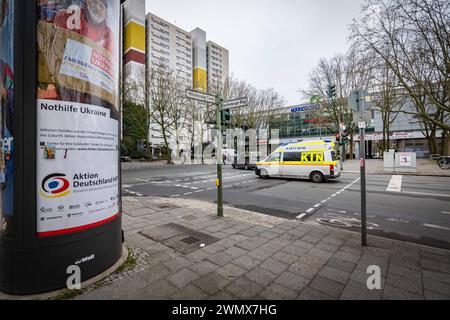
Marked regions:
[384,152,417,173]
[395,152,417,173]
[0,0,124,295]
[383,151,395,171]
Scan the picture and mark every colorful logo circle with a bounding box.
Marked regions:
[41,173,71,198]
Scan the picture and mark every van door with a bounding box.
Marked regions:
[282,152,303,177]
[264,152,282,176]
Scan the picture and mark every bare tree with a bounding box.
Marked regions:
[302,52,372,159]
[147,64,178,164]
[350,0,450,154]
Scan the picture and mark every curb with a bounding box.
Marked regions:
[341,171,450,177]
[0,246,129,300]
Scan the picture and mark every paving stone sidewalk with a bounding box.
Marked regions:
[77,197,450,300]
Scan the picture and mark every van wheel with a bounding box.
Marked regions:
[259,169,269,179]
[310,171,325,183]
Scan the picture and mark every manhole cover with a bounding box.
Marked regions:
[158,203,180,210]
[180,236,200,245]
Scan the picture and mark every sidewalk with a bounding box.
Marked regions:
[341,159,450,176]
[73,196,450,300]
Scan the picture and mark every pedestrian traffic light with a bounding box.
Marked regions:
[327,85,337,99]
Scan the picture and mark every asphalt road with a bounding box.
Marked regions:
[122,164,450,250]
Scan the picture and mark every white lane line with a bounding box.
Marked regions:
[135,178,149,182]
[401,191,450,198]
[194,190,204,193]
[170,195,180,198]
[184,192,193,195]
[122,185,133,188]
[386,218,410,224]
[442,211,450,214]
[423,224,450,231]
[386,175,403,192]
[297,178,359,220]
[190,187,199,190]
[297,213,306,219]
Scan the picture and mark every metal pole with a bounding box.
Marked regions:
[359,90,367,246]
[339,123,344,171]
[216,98,224,217]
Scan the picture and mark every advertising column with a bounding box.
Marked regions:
[0,0,14,238]
[36,0,120,237]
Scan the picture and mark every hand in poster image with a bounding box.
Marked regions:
[53,0,114,54]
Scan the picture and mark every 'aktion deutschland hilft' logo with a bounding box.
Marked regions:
[41,173,71,198]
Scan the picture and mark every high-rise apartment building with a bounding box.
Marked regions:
[207,41,229,93]
[146,13,193,88]
[122,0,230,150]
[123,0,146,103]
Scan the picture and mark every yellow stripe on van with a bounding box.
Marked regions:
[257,162,337,166]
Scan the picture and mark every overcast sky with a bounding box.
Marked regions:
[145,0,364,106]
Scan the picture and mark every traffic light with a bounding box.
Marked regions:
[335,133,340,142]
[221,108,231,124]
[327,85,336,99]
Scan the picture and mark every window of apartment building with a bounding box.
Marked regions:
[151,32,169,43]
[151,17,169,29]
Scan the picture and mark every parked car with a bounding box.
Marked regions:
[121,156,132,162]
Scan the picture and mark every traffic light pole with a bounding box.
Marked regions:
[216,98,224,217]
[358,90,367,246]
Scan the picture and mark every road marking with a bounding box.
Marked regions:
[442,211,450,214]
[170,195,180,198]
[297,178,360,221]
[400,191,450,198]
[423,224,450,231]
[184,192,193,195]
[297,213,306,219]
[386,175,403,192]
[386,218,410,224]
[123,184,133,188]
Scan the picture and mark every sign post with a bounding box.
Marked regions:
[216,98,224,217]
[359,90,367,247]
[349,89,370,247]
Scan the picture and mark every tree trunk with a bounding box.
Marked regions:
[441,131,449,156]
[427,131,438,155]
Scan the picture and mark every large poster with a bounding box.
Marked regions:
[36,0,120,237]
[0,0,14,237]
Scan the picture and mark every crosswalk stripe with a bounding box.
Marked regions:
[386,175,403,192]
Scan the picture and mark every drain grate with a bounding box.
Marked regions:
[140,223,220,254]
[180,236,200,245]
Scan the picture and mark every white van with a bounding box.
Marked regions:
[255,140,340,183]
